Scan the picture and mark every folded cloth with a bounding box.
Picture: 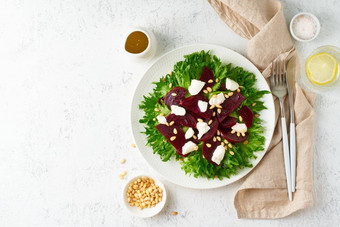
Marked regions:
[207,0,315,218]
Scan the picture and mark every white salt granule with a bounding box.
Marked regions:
[292,14,317,40]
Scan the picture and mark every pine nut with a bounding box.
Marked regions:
[252,103,256,106]
[169,121,175,126]
[229,151,234,155]
[208,119,213,125]
[208,79,213,83]
[170,136,176,141]
[173,128,177,134]
[203,89,208,94]
[215,78,219,82]
[206,143,211,148]
[239,116,243,122]
[171,211,178,216]
[243,140,248,145]
[217,109,221,114]
[171,93,177,96]
[207,87,212,92]
[154,108,160,112]
[131,143,136,148]
[237,88,240,93]
[120,158,126,164]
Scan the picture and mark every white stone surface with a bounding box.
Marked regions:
[0,0,339,226]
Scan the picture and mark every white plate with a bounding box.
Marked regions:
[130,44,275,189]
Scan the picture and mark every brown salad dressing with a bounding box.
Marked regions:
[125,31,149,54]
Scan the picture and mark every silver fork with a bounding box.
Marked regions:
[270,60,292,201]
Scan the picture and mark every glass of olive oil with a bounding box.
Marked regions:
[302,45,340,91]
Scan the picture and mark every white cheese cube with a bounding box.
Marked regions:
[188,79,206,95]
[232,123,247,133]
[209,92,225,106]
[197,122,210,139]
[225,78,239,91]
[156,115,167,124]
[185,127,195,139]
[182,141,197,155]
[198,100,208,112]
[211,145,226,165]
[171,105,186,116]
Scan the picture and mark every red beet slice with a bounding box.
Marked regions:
[219,127,248,144]
[155,124,188,157]
[200,66,214,90]
[220,83,226,91]
[181,95,213,119]
[239,106,253,128]
[166,113,197,129]
[219,116,236,128]
[217,92,246,122]
[198,117,219,142]
[164,87,187,108]
[202,137,221,166]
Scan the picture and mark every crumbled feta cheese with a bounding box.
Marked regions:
[232,123,247,133]
[209,93,225,106]
[211,145,226,165]
[156,115,167,124]
[185,127,195,139]
[197,122,210,139]
[182,141,197,155]
[225,78,239,91]
[171,105,186,116]
[198,100,208,112]
[188,79,205,95]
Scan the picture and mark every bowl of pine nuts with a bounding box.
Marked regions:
[123,174,167,217]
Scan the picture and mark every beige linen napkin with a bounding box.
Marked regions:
[207,0,315,218]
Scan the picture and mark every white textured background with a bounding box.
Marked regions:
[0,0,339,226]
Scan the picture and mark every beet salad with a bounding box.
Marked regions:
[139,51,270,179]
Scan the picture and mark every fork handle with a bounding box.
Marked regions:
[290,123,296,192]
[281,117,292,201]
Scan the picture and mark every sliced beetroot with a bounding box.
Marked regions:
[198,117,219,142]
[200,66,214,90]
[166,113,197,129]
[239,106,253,128]
[219,127,248,144]
[164,87,187,108]
[219,116,236,128]
[202,137,221,166]
[217,92,246,122]
[181,95,213,119]
[220,83,226,91]
[155,124,188,157]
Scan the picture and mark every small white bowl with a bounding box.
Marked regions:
[122,28,157,59]
[122,174,167,218]
[289,12,320,42]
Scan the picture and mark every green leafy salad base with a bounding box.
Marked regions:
[139,51,270,179]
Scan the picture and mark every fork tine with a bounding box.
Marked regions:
[271,62,275,85]
[276,61,279,85]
